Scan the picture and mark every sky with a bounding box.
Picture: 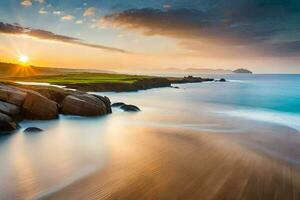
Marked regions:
[0,0,300,73]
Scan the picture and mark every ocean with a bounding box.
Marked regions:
[0,74,300,199]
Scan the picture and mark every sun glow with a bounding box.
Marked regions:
[19,55,29,64]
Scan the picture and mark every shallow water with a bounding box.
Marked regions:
[1,74,300,199]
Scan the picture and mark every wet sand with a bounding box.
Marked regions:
[43,125,300,200]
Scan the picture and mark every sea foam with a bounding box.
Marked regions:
[218,109,300,132]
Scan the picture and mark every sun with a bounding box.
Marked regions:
[19,55,29,64]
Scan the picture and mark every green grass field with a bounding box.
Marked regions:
[7,73,153,84]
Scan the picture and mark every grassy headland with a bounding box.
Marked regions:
[9,73,152,84]
[3,73,171,92]
[0,62,215,92]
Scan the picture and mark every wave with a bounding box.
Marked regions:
[227,79,248,83]
[217,109,300,132]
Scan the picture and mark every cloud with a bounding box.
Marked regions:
[75,20,83,24]
[39,8,48,14]
[163,4,172,9]
[53,11,61,15]
[101,5,300,57]
[84,7,96,17]
[0,22,126,53]
[20,0,44,7]
[61,15,75,21]
[20,0,32,7]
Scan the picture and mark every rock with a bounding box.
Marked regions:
[0,100,20,117]
[93,95,112,114]
[111,102,125,107]
[22,91,59,120]
[120,104,141,112]
[0,113,19,134]
[24,127,43,133]
[219,78,226,82]
[0,85,26,106]
[62,94,107,116]
[30,87,71,104]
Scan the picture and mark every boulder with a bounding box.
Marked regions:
[24,127,43,133]
[22,91,59,120]
[219,78,226,82]
[0,85,26,106]
[0,113,19,134]
[93,95,112,114]
[111,102,125,107]
[0,100,20,117]
[120,104,141,112]
[62,94,107,116]
[30,87,71,104]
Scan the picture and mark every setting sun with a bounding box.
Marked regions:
[19,55,29,64]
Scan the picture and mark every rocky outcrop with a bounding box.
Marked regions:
[120,104,141,112]
[62,94,108,116]
[0,83,113,134]
[0,113,19,134]
[21,91,59,120]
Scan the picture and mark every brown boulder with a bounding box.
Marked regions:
[22,91,59,120]
[62,94,107,116]
[93,95,112,114]
[0,85,26,106]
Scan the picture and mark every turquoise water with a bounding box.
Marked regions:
[198,74,300,113]
[0,74,299,199]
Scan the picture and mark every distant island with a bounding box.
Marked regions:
[233,68,253,74]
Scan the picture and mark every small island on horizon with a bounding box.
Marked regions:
[233,68,253,74]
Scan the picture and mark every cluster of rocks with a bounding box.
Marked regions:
[0,84,112,134]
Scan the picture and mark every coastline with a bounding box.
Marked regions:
[10,76,218,92]
[1,74,300,200]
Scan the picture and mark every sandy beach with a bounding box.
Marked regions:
[45,125,300,200]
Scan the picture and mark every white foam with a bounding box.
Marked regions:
[218,109,300,132]
[227,79,247,83]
